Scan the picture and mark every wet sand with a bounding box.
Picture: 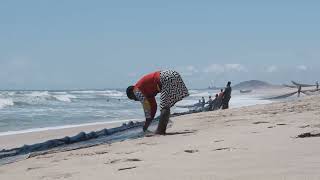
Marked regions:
[0,121,127,150]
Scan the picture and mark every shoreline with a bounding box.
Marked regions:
[0,100,274,150]
[0,88,312,150]
[0,94,319,179]
[0,119,141,137]
[0,86,303,138]
[0,119,140,150]
[0,88,302,150]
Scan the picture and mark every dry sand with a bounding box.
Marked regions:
[1,95,320,180]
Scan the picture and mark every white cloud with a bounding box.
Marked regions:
[266,65,278,73]
[296,65,308,71]
[203,63,247,74]
[225,64,247,72]
[203,64,224,74]
[177,65,199,76]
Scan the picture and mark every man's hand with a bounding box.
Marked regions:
[143,118,152,132]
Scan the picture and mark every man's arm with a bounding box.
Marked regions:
[134,90,152,131]
[142,97,157,132]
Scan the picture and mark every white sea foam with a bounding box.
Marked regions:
[22,91,76,103]
[28,91,50,97]
[70,90,104,94]
[53,94,77,102]
[70,90,124,97]
[188,90,199,94]
[189,92,211,97]
[7,92,16,96]
[101,90,124,97]
[0,98,14,109]
[230,95,272,108]
[0,89,277,137]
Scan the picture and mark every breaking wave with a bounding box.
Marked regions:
[0,91,78,108]
[71,90,124,97]
[0,98,14,109]
[52,94,77,102]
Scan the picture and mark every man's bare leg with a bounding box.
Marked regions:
[156,107,170,135]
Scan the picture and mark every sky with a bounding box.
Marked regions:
[0,0,320,90]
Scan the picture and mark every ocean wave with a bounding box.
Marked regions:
[0,91,78,106]
[27,91,50,98]
[0,91,16,97]
[52,94,77,102]
[25,91,78,103]
[70,90,124,97]
[70,90,104,94]
[100,90,124,97]
[0,98,14,109]
[188,90,199,94]
[189,92,211,97]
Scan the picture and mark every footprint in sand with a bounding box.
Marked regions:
[213,147,231,151]
[40,172,75,180]
[115,150,140,155]
[253,121,269,124]
[26,166,45,171]
[277,123,287,126]
[184,149,199,153]
[105,158,142,165]
[125,158,142,162]
[214,140,224,143]
[36,155,54,159]
[299,125,310,128]
[107,159,121,164]
[213,147,248,151]
[69,150,109,157]
[137,142,157,146]
[118,166,137,171]
[51,158,69,163]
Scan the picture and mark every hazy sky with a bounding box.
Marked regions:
[1,0,319,89]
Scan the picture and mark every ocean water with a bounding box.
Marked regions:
[0,89,272,135]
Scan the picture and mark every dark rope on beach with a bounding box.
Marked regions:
[266,91,298,100]
[0,107,206,165]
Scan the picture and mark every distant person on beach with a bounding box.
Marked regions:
[298,85,302,97]
[219,89,224,97]
[206,96,213,111]
[316,81,319,91]
[213,94,219,110]
[126,70,189,135]
[201,97,205,108]
[217,89,224,109]
[222,81,232,109]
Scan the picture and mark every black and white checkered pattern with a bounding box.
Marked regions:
[160,70,189,110]
[134,90,145,102]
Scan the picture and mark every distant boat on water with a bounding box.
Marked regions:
[240,90,252,93]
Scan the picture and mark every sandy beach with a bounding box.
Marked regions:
[2,0,320,179]
[0,94,320,180]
